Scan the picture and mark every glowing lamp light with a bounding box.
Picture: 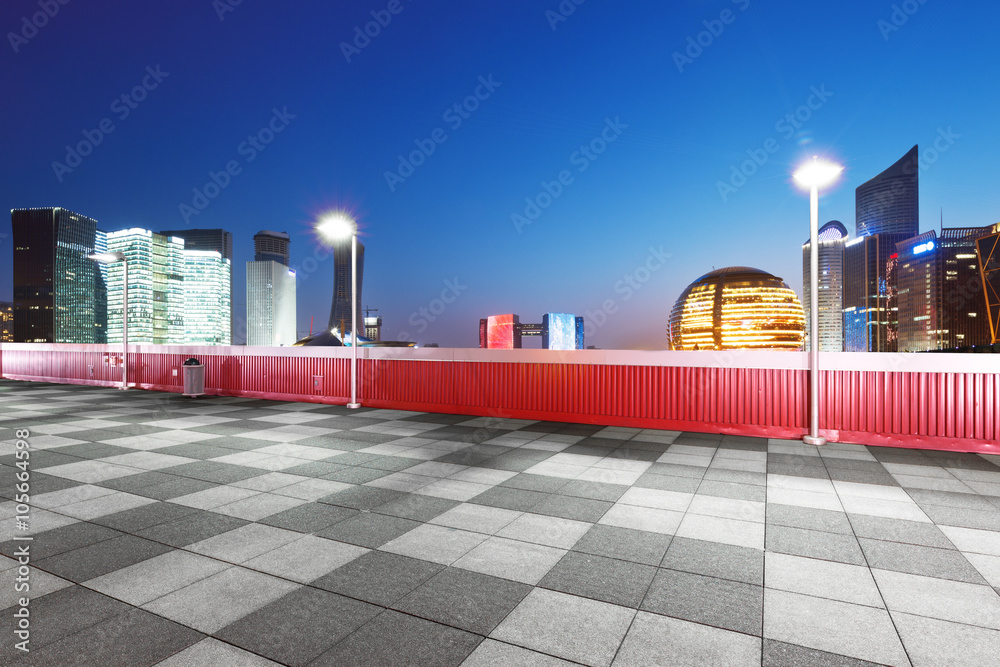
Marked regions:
[316,213,356,242]
[793,157,843,189]
[87,251,126,263]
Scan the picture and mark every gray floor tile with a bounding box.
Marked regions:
[557,479,630,502]
[460,639,579,666]
[311,610,481,667]
[375,493,461,521]
[539,551,656,608]
[321,466,389,484]
[492,588,635,667]
[872,568,1000,628]
[216,587,381,666]
[468,485,547,512]
[134,510,249,547]
[613,611,761,667]
[920,503,1000,531]
[0,586,129,652]
[35,534,173,582]
[891,610,1000,667]
[645,462,706,479]
[662,536,764,586]
[633,472,703,493]
[154,637,284,666]
[849,513,956,549]
[157,461,266,484]
[258,501,357,533]
[500,473,570,493]
[531,494,612,522]
[90,500,198,533]
[697,479,767,502]
[315,512,420,548]
[317,484,403,510]
[766,525,866,565]
[312,550,443,606]
[85,549,230,606]
[642,568,763,636]
[859,537,986,584]
[1,521,122,560]
[762,639,883,667]
[394,566,532,634]
[766,504,854,534]
[571,524,671,566]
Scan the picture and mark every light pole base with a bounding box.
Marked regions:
[347,403,361,409]
[802,435,827,446]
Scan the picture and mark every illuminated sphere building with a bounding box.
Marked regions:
[668,267,805,350]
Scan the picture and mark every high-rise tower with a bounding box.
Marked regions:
[328,239,365,335]
[802,220,848,351]
[855,145,919,238]
[160,228,234,341]
[253,230,291,266]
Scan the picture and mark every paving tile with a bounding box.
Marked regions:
[429,503,523,534]
[762,639,883,667]
[453,535,566,585]
[315,512,420,548]
[849,513,956,548]
[135,510,249,547]
[939,524,1000,556]
[213,492,308,521]
[661,536,764,586]
[311,609,481,667]
[35,534,172,582]
[492,588,635,667]
[687,493,765,522]
[169,485,260,510]
[633,472,702,493]
[375,493,460,521]
[394,566,532,634]
[186,523,302,564]
[146,637,283,666]
[317,484,403,510]
[765,552,883,607]
[258,501,358,533]
[312,550,443,606]
[460,639,579,667]
[500,473,570,493]
[571,524,671,566]
[468,485,547,512]
[84,549,230,606]
[0,565,72,611]
[0,585,129,652]
[216,587,381,666]
[143,566,300,634]
[531,494,612,522]
[763,589,909,667]
[891,610,1000,667]
[642,568,763,636]
[696,479,767,502]
[598,504,683,535]
[539,551,656,608]
[765,525,866,565]
[675,513,764,549]
[859,537,986,583]
[964,552,1000,588]
[612,611,761,667]
[766,503,854,534]
[2,521,122,560]
[244,534,369,583]
[872,568,1000,628]
[381,524,488,565]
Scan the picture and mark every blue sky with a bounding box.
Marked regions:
[2,0,998,348]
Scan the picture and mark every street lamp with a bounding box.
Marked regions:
[317,213,361,409]
[88,251,129,390]
[793,157,843,446]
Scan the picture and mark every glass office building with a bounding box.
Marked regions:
[161,228,234,341]
[977,225,1000,345]
[0,302,13,342]
[842,233,912,352]
[856,145,919,238]
[184,250,232,345]
[668,267,805,350]
[802,220,848,352]
[11,207,100,343]
[247,261,297,346]
[329,239,365,335]
[106,229,185,344]
[253,230,290,266]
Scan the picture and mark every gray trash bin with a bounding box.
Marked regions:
[182,358,205,397]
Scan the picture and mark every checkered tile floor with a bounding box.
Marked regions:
[2,379,1000,666]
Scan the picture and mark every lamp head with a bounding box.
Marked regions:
[794,156,843,189]
[316,213,356,242]
[87,252,126,263]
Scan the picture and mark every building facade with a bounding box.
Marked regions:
[842,233,912,352]
[328,239,365,335]
[977,224,1000,345]
[802,220,848,351]
[896,227,993,351]
[11,207,100,343]
[183,250,232,345]
[253,230,290,266]
[855,145,919,238]
[0,302,13,342]
[105,229,185,344]
[246,261,297,346]
[160,228,234,340]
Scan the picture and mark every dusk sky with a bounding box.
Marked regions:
[2,0,998,348]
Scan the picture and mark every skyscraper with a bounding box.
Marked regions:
[246,261,297,346]
[856,145,919,238]
[184,250,232,345]
[11,207,100,343]
[0,302,13,342]
[105,229,185,344]
[253,230,291,265]
[896,226,993,351]
[802,220,848,351]
[976,224,1000,345]
[842,233,912,352]
[328,239,365,335]
[160,228,234,340]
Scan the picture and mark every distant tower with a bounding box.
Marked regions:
[246,262,297,346]
[253,230,291,266]
[856,145,919,238]
[161,228,234,341]
[328,239,365,335]
[802,221,847,351]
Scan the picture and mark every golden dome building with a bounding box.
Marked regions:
[668,267,805,350]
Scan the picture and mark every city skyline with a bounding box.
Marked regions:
[2,1,998,348]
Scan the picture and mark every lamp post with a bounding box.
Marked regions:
[793,157,843,446]
[88,251,128,390]
[317,214,361,409]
